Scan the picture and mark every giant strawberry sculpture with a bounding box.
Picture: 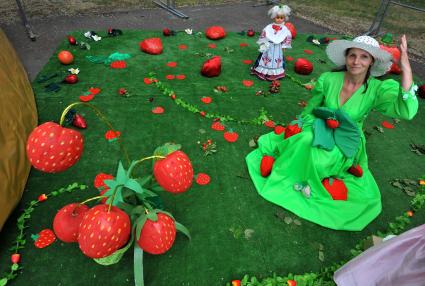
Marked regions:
[153,149,194,194]
[78,204,131,258]
[26,122,84,173]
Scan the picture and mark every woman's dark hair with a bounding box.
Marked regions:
[331,48,373,93]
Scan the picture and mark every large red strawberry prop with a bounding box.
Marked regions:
[137,212,176,255]
[53,203,90,243]
[205,26,226,40]
[153,150,194,194]
[284,123,302,139]
[140,38,163,55]
[260,155,275,177]
[78,204,131,258]
[294,58,313,75]
[284,22,297,39]
[322,178,348,200]
[34,229,57,248]
[201,56,221,77]
[26,122,84,173]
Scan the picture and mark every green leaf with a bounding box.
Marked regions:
[11,264,19,271]
[175,221,191,240]
[94,234,134,265]
[153,143,181,157]
[0,278,8,286]
[125,179,144,194]
[135,215,148,240]
[116,161,128,184]
[318,251,325,262]
[137,176,152,187]
[134,244,144,286]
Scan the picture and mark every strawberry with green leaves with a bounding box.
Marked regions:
[326,117,340,129]
[153,144,194,194]
[34,229,57,248]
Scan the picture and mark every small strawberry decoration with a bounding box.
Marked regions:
[274,125,286,135]
[94,173,115,190]
[304,49,314,55]
[326,117,340,129]
[38,194,47,202]
[79,94,95,102]
[68,35,77,45]
[153,148,194,194]
[144,78,153,85]
[72,114,87,129]
[64,74,78,84]
[178,44,188,50]
[347,164,363,177]
[224,131,239,143]
[53,203,90,243]
[284,123,302,139]
[264,120,275,128]
[260,155,275,177]
[78,205,131,258]
[242,80,254,87]
[201,96,212,104]
[232,280,241,286]
[11,254,21,264]
[239,42,248,47]
[381,121,394,129]
[286,56,294,61]
[406,210,414,217]
[170,93,176,100]
[322,178,348,200]
[166,74,175,80]
[88,87,101,95]
[176,74,186,80]
[211,121,225,131]
[137,211,176,255]
[104,130,121,142]
[166,61,177,67]
[152,106,165,114]
[208,43,217,49]
[242,59,253,65]
[199,111,206,117]
[110,61,127,69]
[34,229,56,248]
[196,173,211,185]
[287,280,297,286]
[26,122,84,173]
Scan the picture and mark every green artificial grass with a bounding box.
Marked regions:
[0,30,424,286]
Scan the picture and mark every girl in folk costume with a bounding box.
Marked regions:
[251,5,292,81]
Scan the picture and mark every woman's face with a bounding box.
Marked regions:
[345,48,374,76]
[274,15,285,24]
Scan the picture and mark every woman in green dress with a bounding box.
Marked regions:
[246,35,418,231]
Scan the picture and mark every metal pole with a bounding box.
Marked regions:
[390,1,425,12]
[15,0,37,41]
[153,0,189,19]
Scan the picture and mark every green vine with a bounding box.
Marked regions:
[0,183,87,286]
[148,72,284,127]
[228,178,425,286]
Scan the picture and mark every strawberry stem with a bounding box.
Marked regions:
[79,195,108,205]
[59,102,130,165]
[129,155,166,177]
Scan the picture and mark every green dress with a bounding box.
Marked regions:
[246,71,418,231]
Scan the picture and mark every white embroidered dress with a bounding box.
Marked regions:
[252,23,292,81]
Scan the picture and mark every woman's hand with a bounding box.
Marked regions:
[399,34,412,91]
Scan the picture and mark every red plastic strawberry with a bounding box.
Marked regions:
[79,94,95,102]
[144,78,152,85]
[64,74,78,84]
[247,29,255,37]
[167,61,177,67]
[170,93,176,100]
[264,120,275,128]
[201,96,212,104]
[199,111,206,117]
[152,106,165,114]
[153,150,194,194]
[68,35,77,45]
[211,121,225,131]
[196,173,211,185]
[176,74,186,80]
[178,44,188,50]
[322,178,348,200]
[34,229,57,248]
[260,155,275,177]
[26,122,84,173]
[166,74,175,80]
[88,87,101,95]
[274,125,286,135]
[38,194,47,202]
[242,59,253,65]
[78,205,131,258]
[381,121,394,129]
[347,164,363,177]
[224,131,239,143]
[242,80,254,87]
[287,280,297,286]
[232,280,241,286]
[72,114,87,129]
[105,130,120,142]
[163,28,172,36]
[137,212,176,255]
[11,254,21,264]
[326,118,340,129]
[53,203,90,243]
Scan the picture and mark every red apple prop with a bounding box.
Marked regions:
[53,203,90,242]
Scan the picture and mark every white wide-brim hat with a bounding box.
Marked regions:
[326,36,392,77]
